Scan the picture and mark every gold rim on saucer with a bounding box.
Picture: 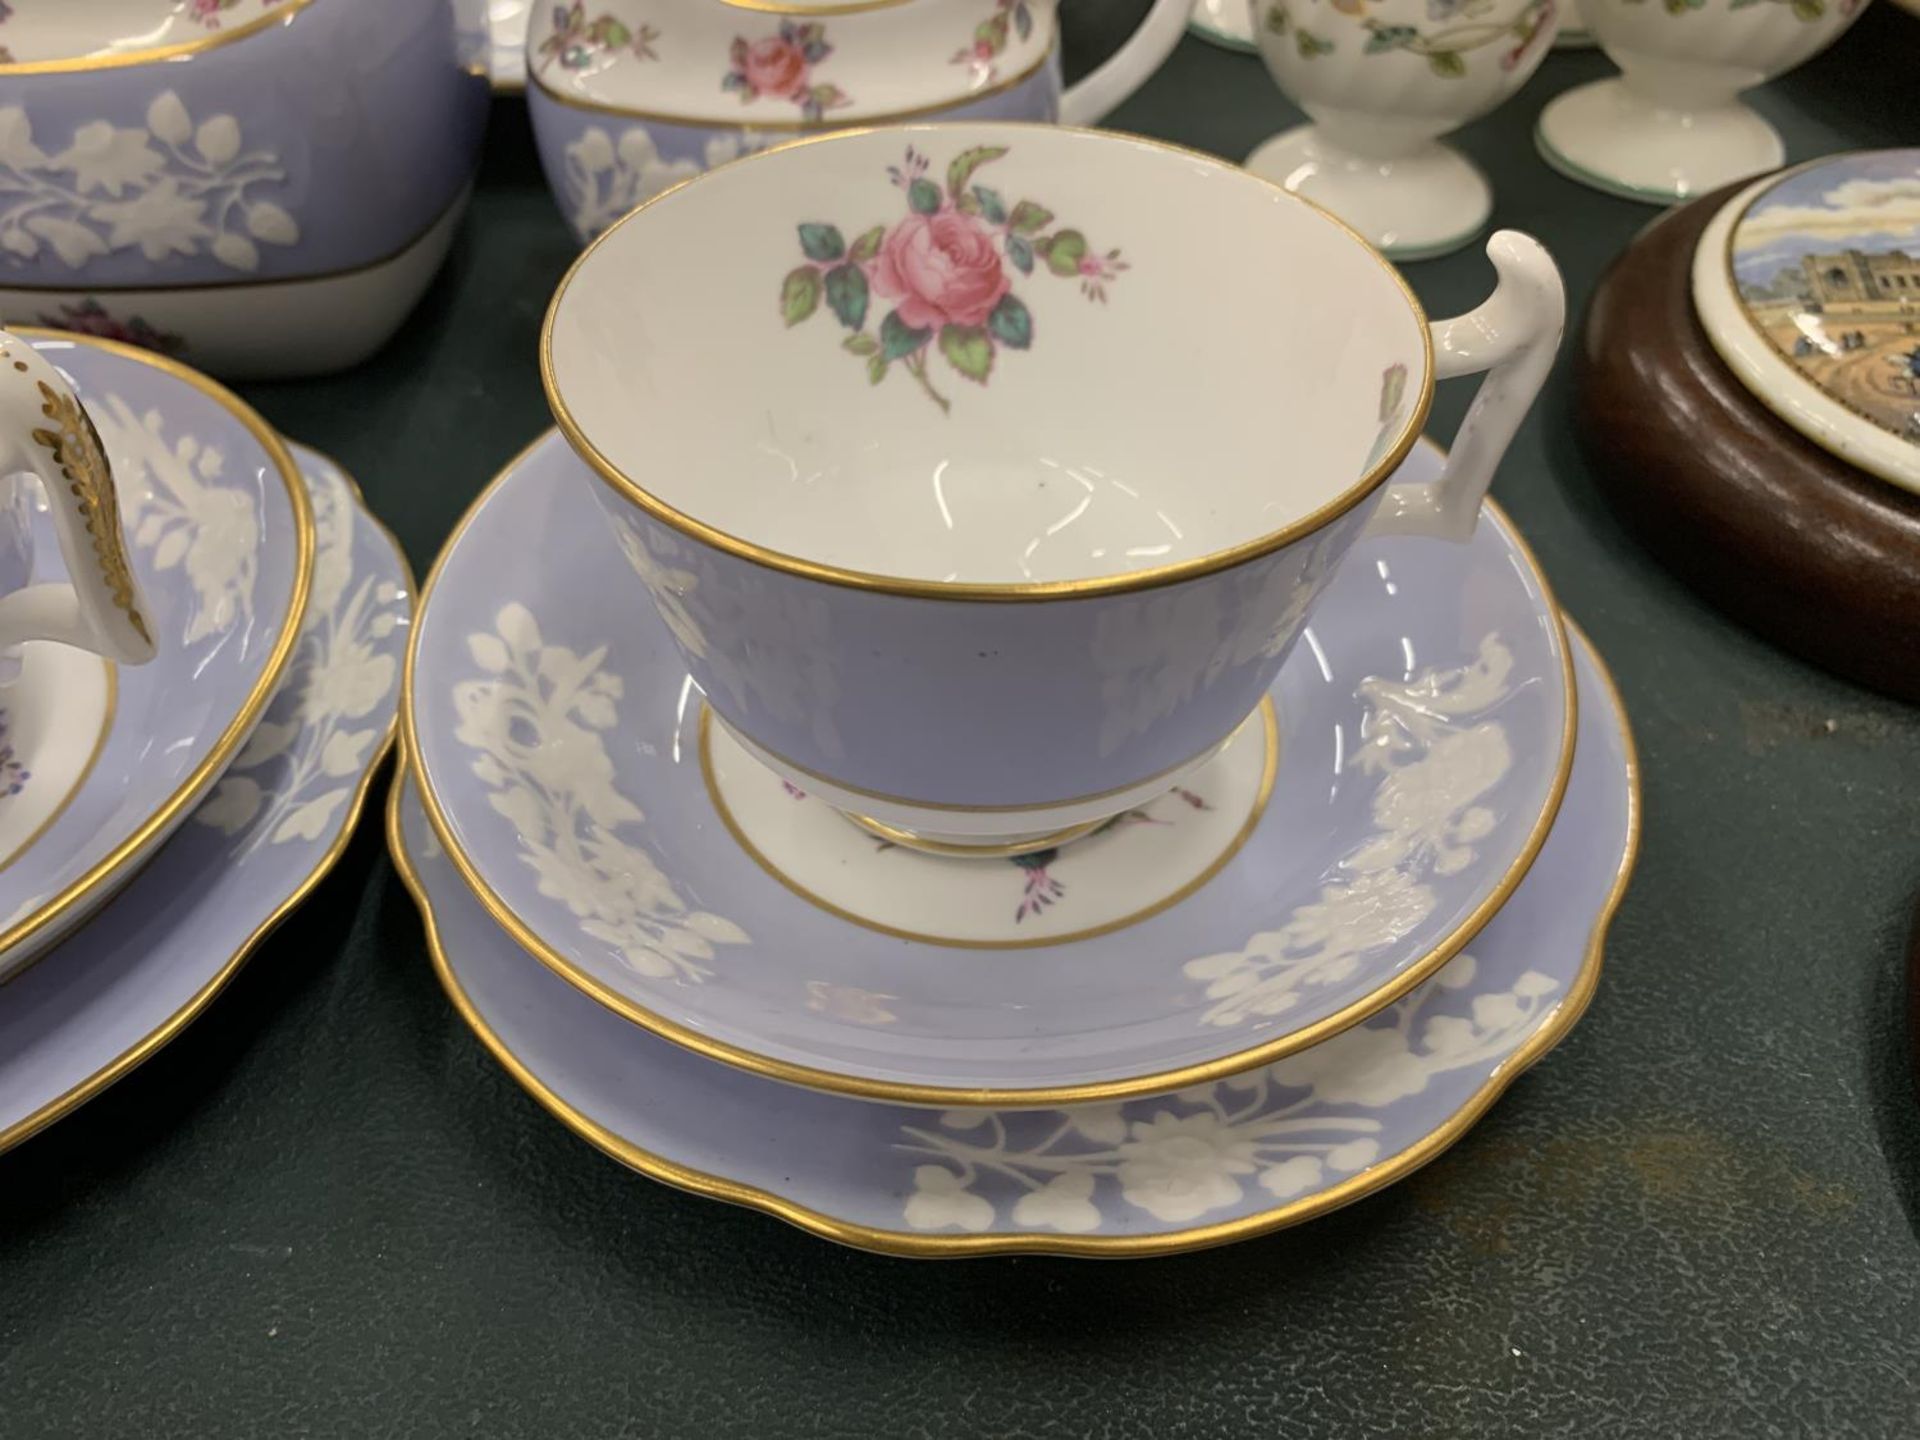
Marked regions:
[391,614,1633,1257]
[540,122,1436,603]
[0,450,406,1155]
[399,434,1577,1109]
[0,0,318,75]
[0,332,317,976]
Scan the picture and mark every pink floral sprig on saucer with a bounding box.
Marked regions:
[778,146,1127,413]
[724,22,849,121]
[1011,788,1207,924]
[189,0,275,28]
[539,3,662,72]
[784,774,1209,925]
[950,0,1035,83]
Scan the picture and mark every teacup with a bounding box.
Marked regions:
[1536,0,1869,203]
[1248,0,1561,260]
[0,330,157,682]
[541,124,1564,854]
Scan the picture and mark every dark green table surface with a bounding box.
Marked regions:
[6,8,1920,1436]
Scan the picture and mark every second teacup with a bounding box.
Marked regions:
[541,124,1565,853]
[0,332,157,680]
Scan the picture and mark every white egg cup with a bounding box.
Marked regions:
[1248,0,1560,260]
[1536,0,1870,204]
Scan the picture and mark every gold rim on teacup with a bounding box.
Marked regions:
[540,122,1437,604]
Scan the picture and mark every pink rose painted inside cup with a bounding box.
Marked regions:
[776,146,1127,413]
[872,210,1012,332]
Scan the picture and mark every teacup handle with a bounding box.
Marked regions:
[1366,231,1565,544]
[1058,0,1194,127]
[0,335,156,664]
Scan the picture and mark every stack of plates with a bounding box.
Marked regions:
[391,431,1640,1257]
[0,333,412,1154]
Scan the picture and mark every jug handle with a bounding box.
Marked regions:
[0,333,156,664]
[1058,0,1194,127]
[1364,231,1564,544]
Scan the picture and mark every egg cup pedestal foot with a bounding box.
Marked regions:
[1246,126,1490,262]
[1536,76,1784,205]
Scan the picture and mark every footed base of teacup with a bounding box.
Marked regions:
[1536,79,1784,205]
[841,810,1111,861]
[1245,127,1490,262]
[700,701,1279,947]
[710,709,1266,853]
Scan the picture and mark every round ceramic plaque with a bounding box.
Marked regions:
[1581,179,1920,705]
[1693,150,1920,496]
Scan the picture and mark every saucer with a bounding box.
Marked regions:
[404,433,1574,1105]
[393,620,1634,1257]
[0,334,314,981]
[0,447,410,1152]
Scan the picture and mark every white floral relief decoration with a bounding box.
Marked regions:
[1184,633,1517,1029]
[0,91,299,273]
[805,980,899,1026]
[196,464,406,850]
[1091,528,1343,758]
[900,952,1559,1232]
[452,602,750,982]
[88,392,260,646]
[565,125,767,240]
[611,513,844,761]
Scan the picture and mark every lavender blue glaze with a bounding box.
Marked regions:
[394,625,1630,1249]
[0,0,489,288]
[0,334,306,973]
[597,476,1379,810]
[528,57,1061,243]
[0,446,410,1145]
[406,432,1572,1098]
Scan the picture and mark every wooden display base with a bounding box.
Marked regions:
[1576,180,1920,704]
[1909,889,1920,1106]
